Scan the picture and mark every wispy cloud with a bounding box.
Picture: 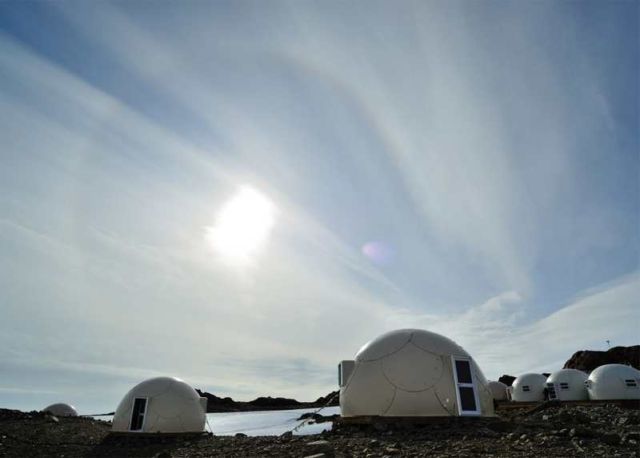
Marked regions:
[0,1,637,413]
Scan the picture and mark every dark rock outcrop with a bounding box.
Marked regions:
[314,391,339,406]
[195,390,338,413]
[247,396,301,408]
[563,346,640,372]
[196,389,238,412]
[498,375,516,386]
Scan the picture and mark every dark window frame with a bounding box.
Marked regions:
[129,397,148,431]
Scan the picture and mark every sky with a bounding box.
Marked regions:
[0,0,638,414]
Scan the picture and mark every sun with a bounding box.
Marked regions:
[206,186,276,263]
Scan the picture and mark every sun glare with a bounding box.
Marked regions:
[206,186,276,262]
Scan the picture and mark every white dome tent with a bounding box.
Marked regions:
[585,364,640,401]
[509,373,547,402]
[112,377,207,433]
[545,369,588,401]
[42,403,78,417]
[338,329,495,417]
[487,381,509,401]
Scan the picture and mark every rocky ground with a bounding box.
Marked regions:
[0,403,639,457]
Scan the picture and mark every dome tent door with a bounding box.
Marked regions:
[452,357,481,416]
[129,397,148,431]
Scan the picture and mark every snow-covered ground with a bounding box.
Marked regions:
[93,406,340,436]
[206,406,340,436]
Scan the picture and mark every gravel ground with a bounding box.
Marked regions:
[0,403,638,457]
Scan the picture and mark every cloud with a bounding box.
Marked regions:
[0,2,637,415]
[387,273,640,379]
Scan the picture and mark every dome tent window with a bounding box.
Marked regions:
[522,386,530,392]
[452,358,480,415]
[626,379,638,388]
[129,398,148,431]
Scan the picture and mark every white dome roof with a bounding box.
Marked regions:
[43,403,78,417]
[112,377,207,433]
[546,369,588,401]
[340,329,494,417]
[511,373,547,402]
[355,329,469,362]
[586,364,640,401]
[487,381,509,401]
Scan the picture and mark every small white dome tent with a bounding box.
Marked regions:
[488,381,509,401]
[510,373,547,402]
[338,329,495,417]
[112,377,207,433]
[585,364,640,401]
[42,403,78,417]
[545,369,588,401]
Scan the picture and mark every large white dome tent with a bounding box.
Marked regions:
[42,403,78,417]
[509,373,547,402]
[112,377,208,433]
[338,329,495,417]
[585,364,640,401]
[545,369,588,401]
[487,381,509,401]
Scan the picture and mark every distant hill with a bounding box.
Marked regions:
[563,345,640,372]
[196,389,339,413]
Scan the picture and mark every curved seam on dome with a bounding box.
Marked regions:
[356,333,413,362]
[381,387,397,416]
[343,361,362,391]
[407,341,447,358]
[379,349,446,393]
[177,414,186,432]
[380,363,434,393]
[434,389,456,416]
[410,338,464,357]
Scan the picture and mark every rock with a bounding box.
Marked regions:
[369,439,380,447]
[625,432,640,441]
[498,375,516,386]
[601,433,621,445]
[563,346,640,372]
[384,447,401,455]
[304,454,328,458]
[313,391,340,406]
[235,433,247,438]
[155,453,172,458]
[280,431,293,439]
[248,396,302,408]
[373,422,388,432]
[570,427,597,438]
[487,421,513,433]
[306,440,333,456]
